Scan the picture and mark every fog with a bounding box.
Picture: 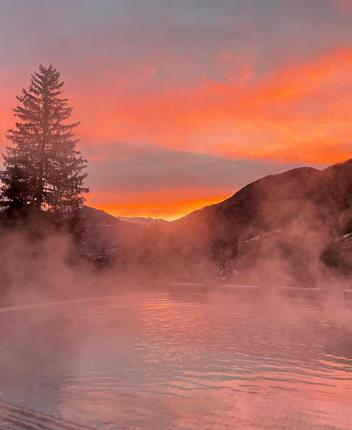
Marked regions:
[0,190,350,308]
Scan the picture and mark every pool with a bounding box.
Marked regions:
[1,290,352,429]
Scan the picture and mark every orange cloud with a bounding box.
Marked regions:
[3,48,352,166]
[68,47,352,165]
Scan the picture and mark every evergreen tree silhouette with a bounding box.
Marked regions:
[1,64,88,223]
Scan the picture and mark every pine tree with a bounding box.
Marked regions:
[1,64,88,222]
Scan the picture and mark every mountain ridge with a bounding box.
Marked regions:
[82,160,352,284]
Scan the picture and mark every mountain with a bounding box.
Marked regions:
[167,161,352,281]
[82,160,352,284]
[80,207,164,269]
[176,163,351,234]
[81,206,143,257]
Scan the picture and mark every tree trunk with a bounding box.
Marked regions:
[36,85,49,209]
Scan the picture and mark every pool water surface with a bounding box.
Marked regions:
[0,290,352,429]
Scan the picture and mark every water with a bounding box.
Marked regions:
[1,290,352,429]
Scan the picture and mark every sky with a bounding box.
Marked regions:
[0,0,351,219]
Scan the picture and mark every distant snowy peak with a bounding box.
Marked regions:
[116,216,167,227]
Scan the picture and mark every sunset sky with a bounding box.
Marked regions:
[0,0,351,219]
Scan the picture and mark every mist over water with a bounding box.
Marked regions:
[1,289,352,429]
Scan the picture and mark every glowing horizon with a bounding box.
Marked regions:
[86,189,234,220]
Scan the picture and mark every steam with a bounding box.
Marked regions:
[0,224,94,307]
[0,186,349,308]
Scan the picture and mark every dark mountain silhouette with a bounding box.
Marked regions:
[175,162,352,238]
[82,160,352,284]
[81,206,142,256]
[80,207,159,270]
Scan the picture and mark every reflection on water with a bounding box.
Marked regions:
[1,290,352,429]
